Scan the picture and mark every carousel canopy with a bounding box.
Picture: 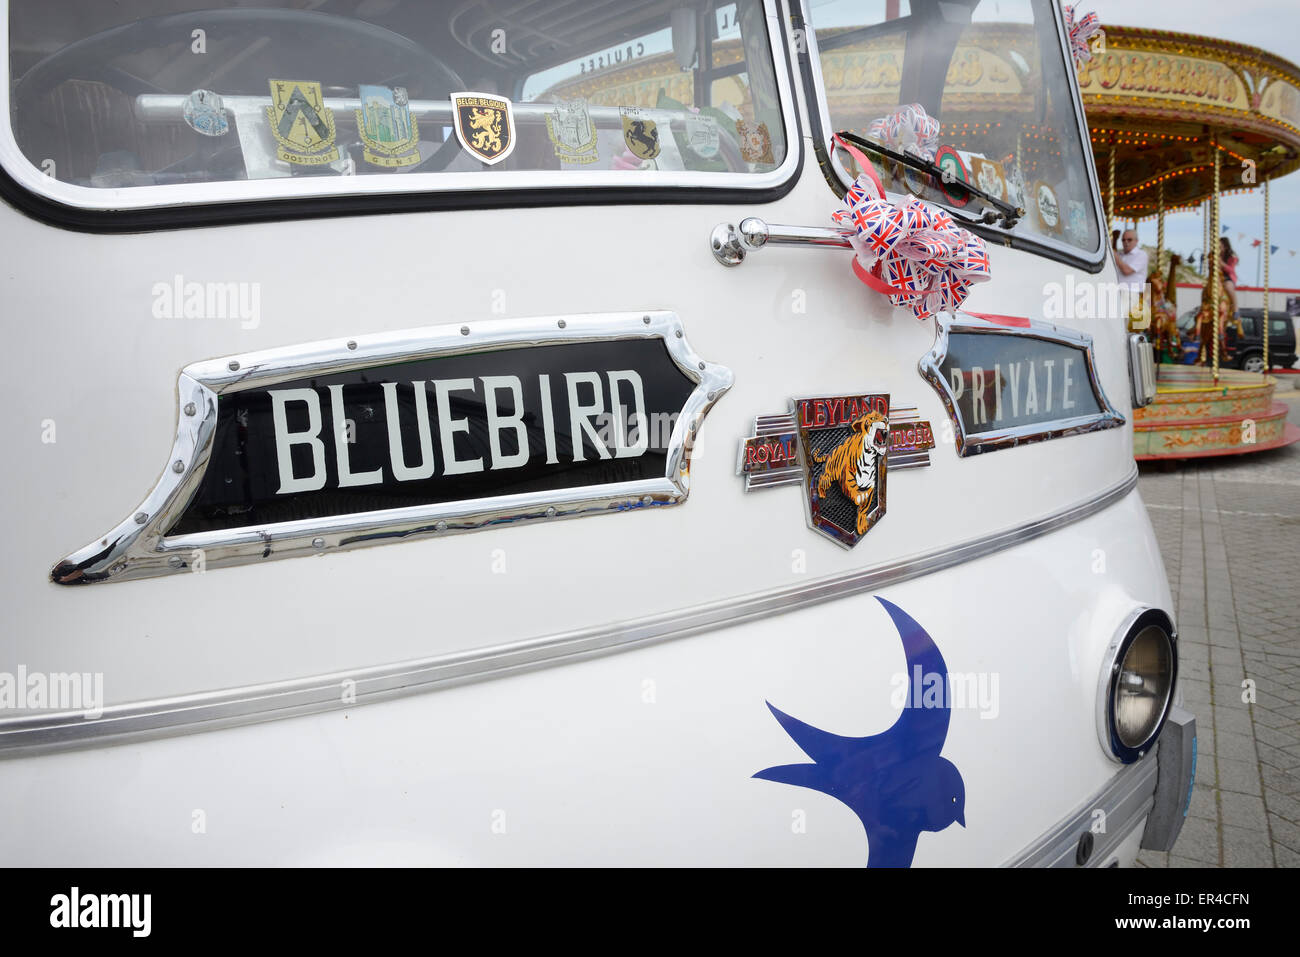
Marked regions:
[1081,26,1300,220]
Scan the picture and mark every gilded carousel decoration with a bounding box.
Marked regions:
[1080,26,1300,460]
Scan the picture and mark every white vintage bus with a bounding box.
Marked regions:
[0,0,1192,866]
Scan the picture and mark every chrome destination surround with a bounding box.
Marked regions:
[11,467,1138,757]
[50,311,733,586]
[918,311,1126,457]
[0,0,801,213]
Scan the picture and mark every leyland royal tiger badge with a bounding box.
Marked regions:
[738,395,936,548]
[452,92,516,165]
[356,84,421,167]
[266,79,339,165]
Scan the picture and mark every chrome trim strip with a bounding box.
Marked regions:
[7,466,1138,758]
[51,311,733,585]
[918,311,1126,457]
[0,0,801,212]
[793,0,1109,269]
[1006,743,1160,867]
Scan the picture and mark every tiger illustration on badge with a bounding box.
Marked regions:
[816,410,889,535]
[451,92,516,165]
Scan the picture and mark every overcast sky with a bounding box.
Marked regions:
[1084,0,1300,287]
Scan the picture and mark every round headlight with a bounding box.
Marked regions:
[1098,610,1178,763]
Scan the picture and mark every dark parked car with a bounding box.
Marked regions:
[1227,309,1297,372]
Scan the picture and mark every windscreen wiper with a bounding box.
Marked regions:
[835,130,1023,229]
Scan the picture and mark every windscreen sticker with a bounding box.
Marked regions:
[182,89,228,137]
[546,98,599,165]
[451,92,516,165]
[266,79,339,166]
[356,85,421,168]
[736,119,773,163]
[620,107,661,161]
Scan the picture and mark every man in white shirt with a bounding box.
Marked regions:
[1114,229,1148,291]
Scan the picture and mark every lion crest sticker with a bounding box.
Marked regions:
[452,92,516,165]
[738,394,936,548]
[266,79,339,165]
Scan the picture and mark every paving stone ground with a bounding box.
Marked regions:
[1135,388,1300,868]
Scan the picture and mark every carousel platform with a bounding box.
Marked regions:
[1133,366,1300,460]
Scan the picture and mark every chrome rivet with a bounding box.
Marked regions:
[642,495,652,505]
[642,315,651,324]
[167,556,184,569]
[545,506,556,518]
[228,360,240,372]
[172,460,185,473]
[460,326,470,336]
[183,402,196,417]
[311,537,325,549]
[557,319,567,329]
[707,391,716,401]
[698,361,705,370]
[347,340,357,351]
[435,521,447,532]
[675,329,683,338]
[133,512,148,525]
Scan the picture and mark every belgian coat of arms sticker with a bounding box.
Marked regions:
[451,92,516,165]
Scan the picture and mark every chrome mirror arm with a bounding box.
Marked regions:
[711,217,854,266]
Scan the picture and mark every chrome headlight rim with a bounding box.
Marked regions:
[1096,608,1178,764]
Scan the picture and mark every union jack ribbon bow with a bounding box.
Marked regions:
[867,103,940,162]
[832,135,991,321]
[1064,6,1104,65]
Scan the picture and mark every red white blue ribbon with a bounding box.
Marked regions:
[1064,6,1103,65]
[867,103,940,162]
[832,135,991,322]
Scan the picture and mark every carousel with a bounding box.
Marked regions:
[1078,22,1300,459]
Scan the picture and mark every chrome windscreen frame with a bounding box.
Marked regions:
[50,311,733,586]
[0,0,800,213]
[918,311,1125,456]
[791,0,1110,272]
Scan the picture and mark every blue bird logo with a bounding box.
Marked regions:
[754,596,966,867]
